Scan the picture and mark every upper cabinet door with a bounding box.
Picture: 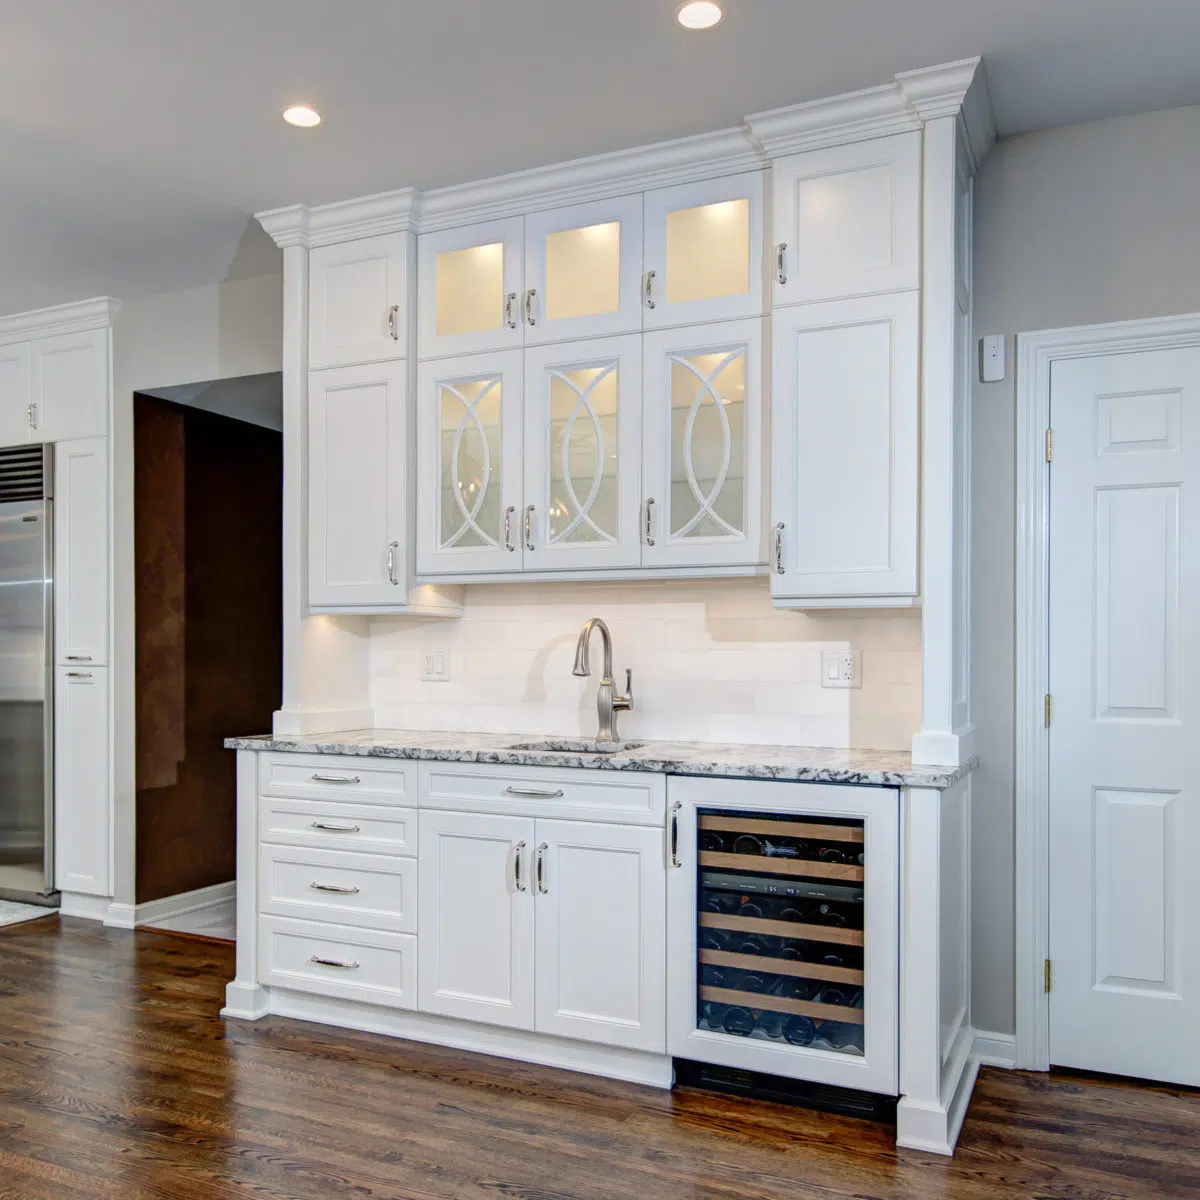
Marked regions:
[522,195,644,345]
[418,218,524,360]
[0,343,33,448]
[771,292,919,603]
[522,334,642,572]
[309,233,409,368]
[642,318,764,570]
[417,349,524,577]
[32,329,108,442]
[55,438,109,665]
[772,131,921,308]
[643,171,765,329]
[308,362,407,608]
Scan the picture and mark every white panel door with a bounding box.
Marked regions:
[54,438,108,665]
[416,350,524,577]
[417,218,524,359]
[772,131,921,307]
[534,820,666,1052]
[1049,347,1200,1086]
[309,233,409,368]
[643,172,765,329]
[0,342,33,447]
[417,809,536,1030]
[54,664,110,896]
[32,330,108,442]
[307,362,407,608]
[642,317,765,569]
[523,195,644,344]
[770,292,919,603]
[522,334,642,571]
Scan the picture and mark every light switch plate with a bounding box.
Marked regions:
[421,648,450,682]
[980,334,1006,382]
[820,650,862,689]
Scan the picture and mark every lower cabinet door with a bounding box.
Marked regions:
[534,820,666,1052]
[418,809,536,1029]
[54,665,110,895]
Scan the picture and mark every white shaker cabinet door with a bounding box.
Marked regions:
[32,329,108,442]
[54,438,108,665]
[54,665,110,896]
[771,292,919,604]
[418,809,536,1030]
[0,343,33,447]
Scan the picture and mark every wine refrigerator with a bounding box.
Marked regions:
[667,777,899,1096]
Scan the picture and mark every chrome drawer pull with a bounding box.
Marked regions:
[536,842,549,894]
[310,955,359,970]
[310,821,360,833]
[504,786,564,799]
[513,839,527,892]
[310,882,360,894]
[311,774,361,785]
[66,671,93,679]
[65,655,93,662]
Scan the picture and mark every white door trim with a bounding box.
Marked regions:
[1014,310,1200,1071]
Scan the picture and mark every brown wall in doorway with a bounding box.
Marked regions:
[134,395,282,905]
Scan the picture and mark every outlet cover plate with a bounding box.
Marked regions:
[421,648,450,682]
[820,649,862,689]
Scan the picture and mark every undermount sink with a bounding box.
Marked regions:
[505,739,646,756]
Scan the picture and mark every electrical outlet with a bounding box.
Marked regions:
[979,334,1006,382]
[421,648,450,682]
[820,650,862,689]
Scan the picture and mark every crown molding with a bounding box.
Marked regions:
[896,57,995,172]
[0,295,120,345]
[257,188,419,249]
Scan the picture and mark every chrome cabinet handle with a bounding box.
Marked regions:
[310,821,360,833]
[644,498,656,547]
[27,403,37,429]
[644,270,656,309]
[387,304,400,340]
[524,288,537,326]
[670,801,682,868]
[310,882,360,894]
[504,505,516,552]
[65,655,92,662]
[524,504,535,551]
[513,840,527,892]
[505,292,518,329]
[776,242,788,286]
[311,774,360,785]
[386,540,400,586]
[536,843,548,894]
[309,955,359,970]
[66,671,93,679]
[504,786,564,799]
[774,522,785,574]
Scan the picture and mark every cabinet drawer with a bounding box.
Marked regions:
[259,845,416,933]
[419,762,665,825]
[260,753,416,806]
[259,916,416,1009]
[259,796,416,856]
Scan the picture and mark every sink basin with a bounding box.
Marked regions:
[505,739,646,756]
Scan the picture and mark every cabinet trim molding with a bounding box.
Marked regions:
[0,297,119,347]
[259,188,420,249]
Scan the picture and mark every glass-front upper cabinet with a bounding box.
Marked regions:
[642,318,764,569]
[522,335,642,571]
[416,349,524,576]
[643,172,765,330]
[418,218,524,360]
[522,196,644,345]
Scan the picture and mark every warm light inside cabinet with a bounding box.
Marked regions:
[436,242,505,337]
[665,198,750,304]
[545,222,621,321]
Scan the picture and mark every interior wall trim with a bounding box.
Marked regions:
[0,296,120,346]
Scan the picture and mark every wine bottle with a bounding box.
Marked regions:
[700,964,726,989]
[701,890,735,915]
[776,900,808,925]
[734,934,770,956]
[699,1001,728,1030]
[815,903,848,927]
[782,1015,817,1046]
[737,898,765,919]
[722,1007,755,1037]
[761,838,802,859]
[757,1010,786,1039]
[769,976,813,1002]
[699,830,726,852]
[699,928,730,953]
[732,970,770,995]
[817,845,853,864]
[732,834,763,856]
[815,985,864,1008]
[778,939,807,962]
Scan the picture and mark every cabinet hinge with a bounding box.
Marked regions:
[1045,428,1053,462]
[1044,958,1052,993]
[1044,694,1052,727]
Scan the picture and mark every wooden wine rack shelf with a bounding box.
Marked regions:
[699,815,864,844]
[700,986,865,1026]
[700,911,864,948]
[699,851,863,882]
[700,948,864,986]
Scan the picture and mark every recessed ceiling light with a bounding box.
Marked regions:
[677,1,723,30]
[282,104,321,128]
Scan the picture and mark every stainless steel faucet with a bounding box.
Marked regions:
[572,617,634,743]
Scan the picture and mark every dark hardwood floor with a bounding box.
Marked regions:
[0,918,1196,1199]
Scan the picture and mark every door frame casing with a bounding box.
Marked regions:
[1014,311,1200,1070]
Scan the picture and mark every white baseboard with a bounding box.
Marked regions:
[59,891,113,921]
[973,1029,1017,1069]
[102,881,235,932]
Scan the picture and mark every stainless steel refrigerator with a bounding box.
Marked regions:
[0,444,56,903]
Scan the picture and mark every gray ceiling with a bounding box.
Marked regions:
[3,0,1199,315]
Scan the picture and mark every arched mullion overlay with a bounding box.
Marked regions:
[548,362,617,546]
[441,376,500,549]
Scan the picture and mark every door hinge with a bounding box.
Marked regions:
[1044,694,1052,727]
[1044,958,1052,993]
[1045,428,1053,462]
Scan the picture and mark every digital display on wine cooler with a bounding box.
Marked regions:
[695,808,866,1055]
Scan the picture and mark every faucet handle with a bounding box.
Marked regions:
[614,668,634,712]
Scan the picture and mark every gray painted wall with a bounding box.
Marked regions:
[970,103,1200,1035]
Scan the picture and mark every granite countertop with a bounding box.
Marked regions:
[224,729,975,790]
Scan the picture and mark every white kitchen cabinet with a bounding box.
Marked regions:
[772,132,921,308]
[418,809,536,1030]
[416,349,524,576]
[418,218,524,359]
[771,292,920,605]
[534,820,666,1053]
[641,317,765,569]
[31,329,108,442]
[0,343,32,447]
[643,172,765,329]
[54,664,110,896]
[54,437,108,666]
[522,334,643,571]
[309,233,409,368]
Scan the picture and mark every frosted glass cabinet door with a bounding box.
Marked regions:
[642,318,764,569]
[522,335,642,571]
[643,172,765,329]
[417,350,524,577]
[523,195,643,345]
[418,219,524,359]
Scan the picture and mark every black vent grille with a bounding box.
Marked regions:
[0,445,47,502]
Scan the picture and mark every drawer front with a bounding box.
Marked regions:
[419,762,665,825]
[260,796,416,856]
[260,753,416,806]
[259,916,416,1009]
[259,845,416,933]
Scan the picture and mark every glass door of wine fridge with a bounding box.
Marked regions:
[667,777,898,1096]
